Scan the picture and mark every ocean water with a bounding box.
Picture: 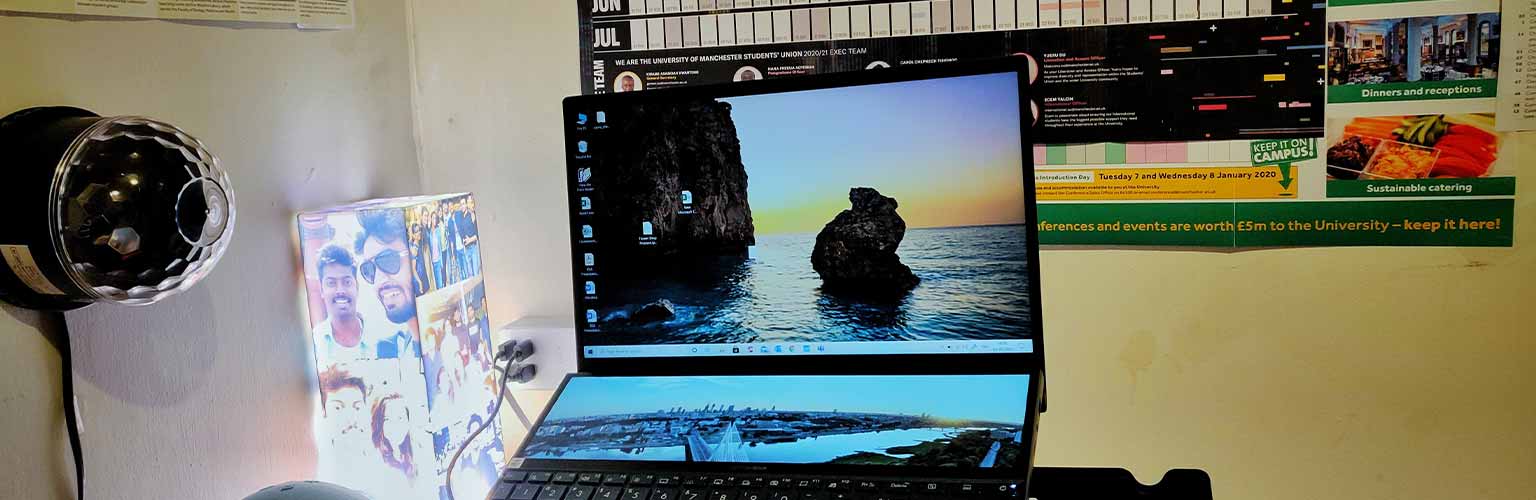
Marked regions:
[526,427,960,463]
[600,224,1032,344]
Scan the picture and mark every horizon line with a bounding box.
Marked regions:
[754,221,1027,237]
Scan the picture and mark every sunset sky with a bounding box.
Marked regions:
[723,73,1028,235]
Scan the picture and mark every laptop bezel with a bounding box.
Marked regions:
[559,58,1047,379]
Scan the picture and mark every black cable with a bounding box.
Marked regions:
[491,364,535,429]
[56,312,84,500]
[444,357,514,500]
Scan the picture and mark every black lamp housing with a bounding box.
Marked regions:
[0,107,234,311]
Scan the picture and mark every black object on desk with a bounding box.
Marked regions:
[1030,467,1212,500]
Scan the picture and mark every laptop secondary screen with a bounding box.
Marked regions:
[566,71,1036,360]
[520,375,1031,470]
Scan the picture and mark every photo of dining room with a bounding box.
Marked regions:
[1328,13,1500,85]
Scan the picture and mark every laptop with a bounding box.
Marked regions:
[492,58,1044,500]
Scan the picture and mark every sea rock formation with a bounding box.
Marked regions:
[811,188,919,294]
[592,99,754,272]
[632,299,677,324]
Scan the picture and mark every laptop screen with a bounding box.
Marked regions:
[518,374,1032,471]
[563,65,1038,363]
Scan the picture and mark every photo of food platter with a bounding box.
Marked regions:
[1325,113,1502,181]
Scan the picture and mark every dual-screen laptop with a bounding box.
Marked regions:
[492,59,1044,500]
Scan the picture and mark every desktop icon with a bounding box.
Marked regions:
[788,345,797,352]
[775,345,783,353]
[641,221,654,236]
[580,196,592,210]
[732,347,740,353]
[817,345,826,352]
[680,190,693,207]
[586,348,594,355]
[595,111,606,123]
[583,253,595,267]
[585,309,598,324]
[584,281,596,295]
[577,167,592,183]
[576,113,588,125]
[746,346,754,353]
[803,344,811,353]
[581,225,594,239]
[577,140,588,154]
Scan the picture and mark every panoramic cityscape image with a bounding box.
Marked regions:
[522,375,1031,468]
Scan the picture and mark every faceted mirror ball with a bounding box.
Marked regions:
[53,117,234,305]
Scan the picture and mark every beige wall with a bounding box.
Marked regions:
[408,2,1536,499]
[1,1,1531,499]
[0,2,423,498]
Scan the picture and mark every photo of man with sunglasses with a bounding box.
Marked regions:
[355,210,423,360]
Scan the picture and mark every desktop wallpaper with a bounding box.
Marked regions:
[522,375,1030,468]
[577,73,1034,347]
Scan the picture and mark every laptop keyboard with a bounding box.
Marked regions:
[489,469,1021,500]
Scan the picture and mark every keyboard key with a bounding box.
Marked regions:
[855,481,879,491]
[594,486,624,500]
[684,476,708,487]
[736,479,755,488]
[502,470,529,483]
[798,492,828,500]
[528,472,553,484]
[631,475,656,486]
[768,493,793,500]
[708,491,737,500]
[553,473,579,484]
[565,485,596,500]
[739,490,767,500]
[651,489,678,500]
[623,488,651,500]
[510,483,542,500]
[578,473,602,484]
[916,483,943,494]
[654,476,681,487]
[490,482,517,500]
[605,474,631,486]
[885,481,911,492]
[708,477,729,488]
[678,489,707,500]
[540,485,569,500]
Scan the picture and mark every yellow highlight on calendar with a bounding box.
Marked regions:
[1035,166,1298,201]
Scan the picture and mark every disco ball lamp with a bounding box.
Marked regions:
[0,107,234,310]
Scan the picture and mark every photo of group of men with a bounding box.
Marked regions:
[298,194,501,500]
[408,196,483,295]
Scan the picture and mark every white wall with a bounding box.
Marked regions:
[406,2,1536,500]
[407,0,579,321]
[407,0,582,387]
[0,1,423,498]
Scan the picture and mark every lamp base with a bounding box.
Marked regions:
[0,107,101,311]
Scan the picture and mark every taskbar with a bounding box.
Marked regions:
[583,339,1034,358]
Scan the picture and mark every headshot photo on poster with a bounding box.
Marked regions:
[614,71,643,92]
